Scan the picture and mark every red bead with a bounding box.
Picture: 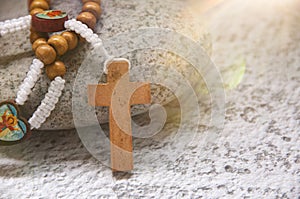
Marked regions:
[31,10,68,33]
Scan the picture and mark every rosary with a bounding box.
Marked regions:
[0,0,152,171]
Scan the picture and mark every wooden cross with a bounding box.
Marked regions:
[88,59,151,172]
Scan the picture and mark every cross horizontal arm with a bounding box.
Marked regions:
[130,83,151,105]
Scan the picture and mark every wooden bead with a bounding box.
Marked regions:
[32,38,47,51]
[82,2,102,19]
[30,0,49,11]
[30,31,41,43]
[28,0,50,9]
[82,0,101,4]
[78,35,86,43]
[35,44,57,65]
[46,61,66,80]
[61,31,78,50]
[30,8,44,16]
[48,35,69,56]
[30,31,48,43]
[76,12,97,30]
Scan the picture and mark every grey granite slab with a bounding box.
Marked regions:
[0,0,210,130]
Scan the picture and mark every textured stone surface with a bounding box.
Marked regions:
[0,0,209,130]
[0,0,299,198]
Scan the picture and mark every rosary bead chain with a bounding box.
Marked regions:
[0,0,105,134]
[28,76,65,130]
[0,15,32,36]
[65,19,104,49]
[64,19,114,74]
[15,59,44,106]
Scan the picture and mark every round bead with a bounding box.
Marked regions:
[30,30,48,43]
[78,35,86,43]
[76,12,97,30]
[30,0,49,11]
[61,31,78,50]
[30,8,44,16]
[28,0,50,8]
[82,2,102,19]
[48,35,69,56]
[32,38,47,51]
[35,44,57,65]
[46,61,66,80]
[82,0,100,4]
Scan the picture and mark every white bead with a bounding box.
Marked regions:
[3,23,9,29]
[86,28,93,36]
[19,86,31,95]
[26,76,36,85]
[15,59,44,105]
[54,76,65,83]
[1,30,8,35]
[15,26,22,31]
[40,102,52,112]
[64,21,70,28]
[33,59,44,68]
[28,117,39,129]
[21,24,27,29]
[31,65,42,74]
[81,31,90,39]
[22,80,32,88]
[30,73,39,82]
[36,115,46,124]
[28,77,65,129]
[81,23,88,30]
[9,27,15,33]
[0,15,31,35]
[42,109,51,118]
[15,95,27,106]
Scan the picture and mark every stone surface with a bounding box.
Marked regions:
[0,0,209,130]
[0,0,299,198]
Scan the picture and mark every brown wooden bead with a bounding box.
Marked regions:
[30,31,41,43]
[35,44,57,65]
[82,2,102,19]
[78,35,86,43]
[82,0,101,4]
[28,0,50,9]
[32,38,47,51]
[29,0,49,11]
[46,61,66,80]
[76,12,96,30]
[30,8,44,16]
[30,30,48,43]
[48,35,69,56]
[61,31,78,50]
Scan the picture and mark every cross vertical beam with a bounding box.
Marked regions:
[88,59,151,171]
